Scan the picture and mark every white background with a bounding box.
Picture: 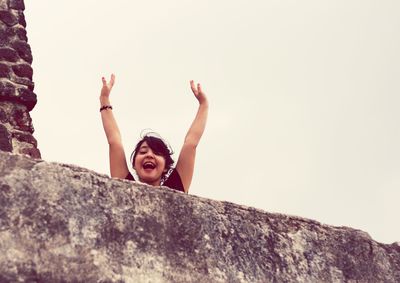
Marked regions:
[25,1,399,244]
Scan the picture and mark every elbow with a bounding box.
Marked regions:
[183,137,199,149]
[107,135,122,146]
[108,140,123,151]
[108,140,118,147]
[108,139,118,146]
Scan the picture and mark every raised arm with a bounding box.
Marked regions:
[175,80,209,193]
[100,74,129,179]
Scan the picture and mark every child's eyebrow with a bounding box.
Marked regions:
[139,145,149,150]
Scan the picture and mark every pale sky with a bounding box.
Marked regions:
[25,1,399,244]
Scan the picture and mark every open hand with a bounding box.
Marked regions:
[190,80,208,105]
[101,74,115,98]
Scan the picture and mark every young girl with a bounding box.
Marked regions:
[100,74,208,193]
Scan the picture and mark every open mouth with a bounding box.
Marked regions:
[143,161,156,170]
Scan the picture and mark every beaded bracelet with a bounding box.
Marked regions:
[100,105,113,112]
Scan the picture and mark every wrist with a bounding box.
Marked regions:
[100,105,113,112]
[199,100,209,108]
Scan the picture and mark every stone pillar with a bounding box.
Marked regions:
[0,0,40,158]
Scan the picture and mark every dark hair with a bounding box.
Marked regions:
[130,133,174,178]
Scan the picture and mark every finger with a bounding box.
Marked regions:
[197,83,202,94]
[110,74,115,87]
[190,80,197,94]
[102,77,106,86]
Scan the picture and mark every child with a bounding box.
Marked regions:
[100,74,208,193]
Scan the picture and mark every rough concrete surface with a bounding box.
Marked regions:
[0,151,399,282]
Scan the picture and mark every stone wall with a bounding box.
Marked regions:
[0,0,40,158]
[1,1,400,282]
[1,150,400,282]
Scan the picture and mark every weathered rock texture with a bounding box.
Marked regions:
[1,151,400,282]
[0,0,40,159]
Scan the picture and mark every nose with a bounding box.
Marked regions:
[144,150,155,158]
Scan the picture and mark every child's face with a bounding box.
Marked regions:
[133,141,167,186]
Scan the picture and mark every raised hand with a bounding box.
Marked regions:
[176,80,209,192]
[190,80,208,105]
[101,74,115,99]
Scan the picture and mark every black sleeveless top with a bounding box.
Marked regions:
[125,169,185,192]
